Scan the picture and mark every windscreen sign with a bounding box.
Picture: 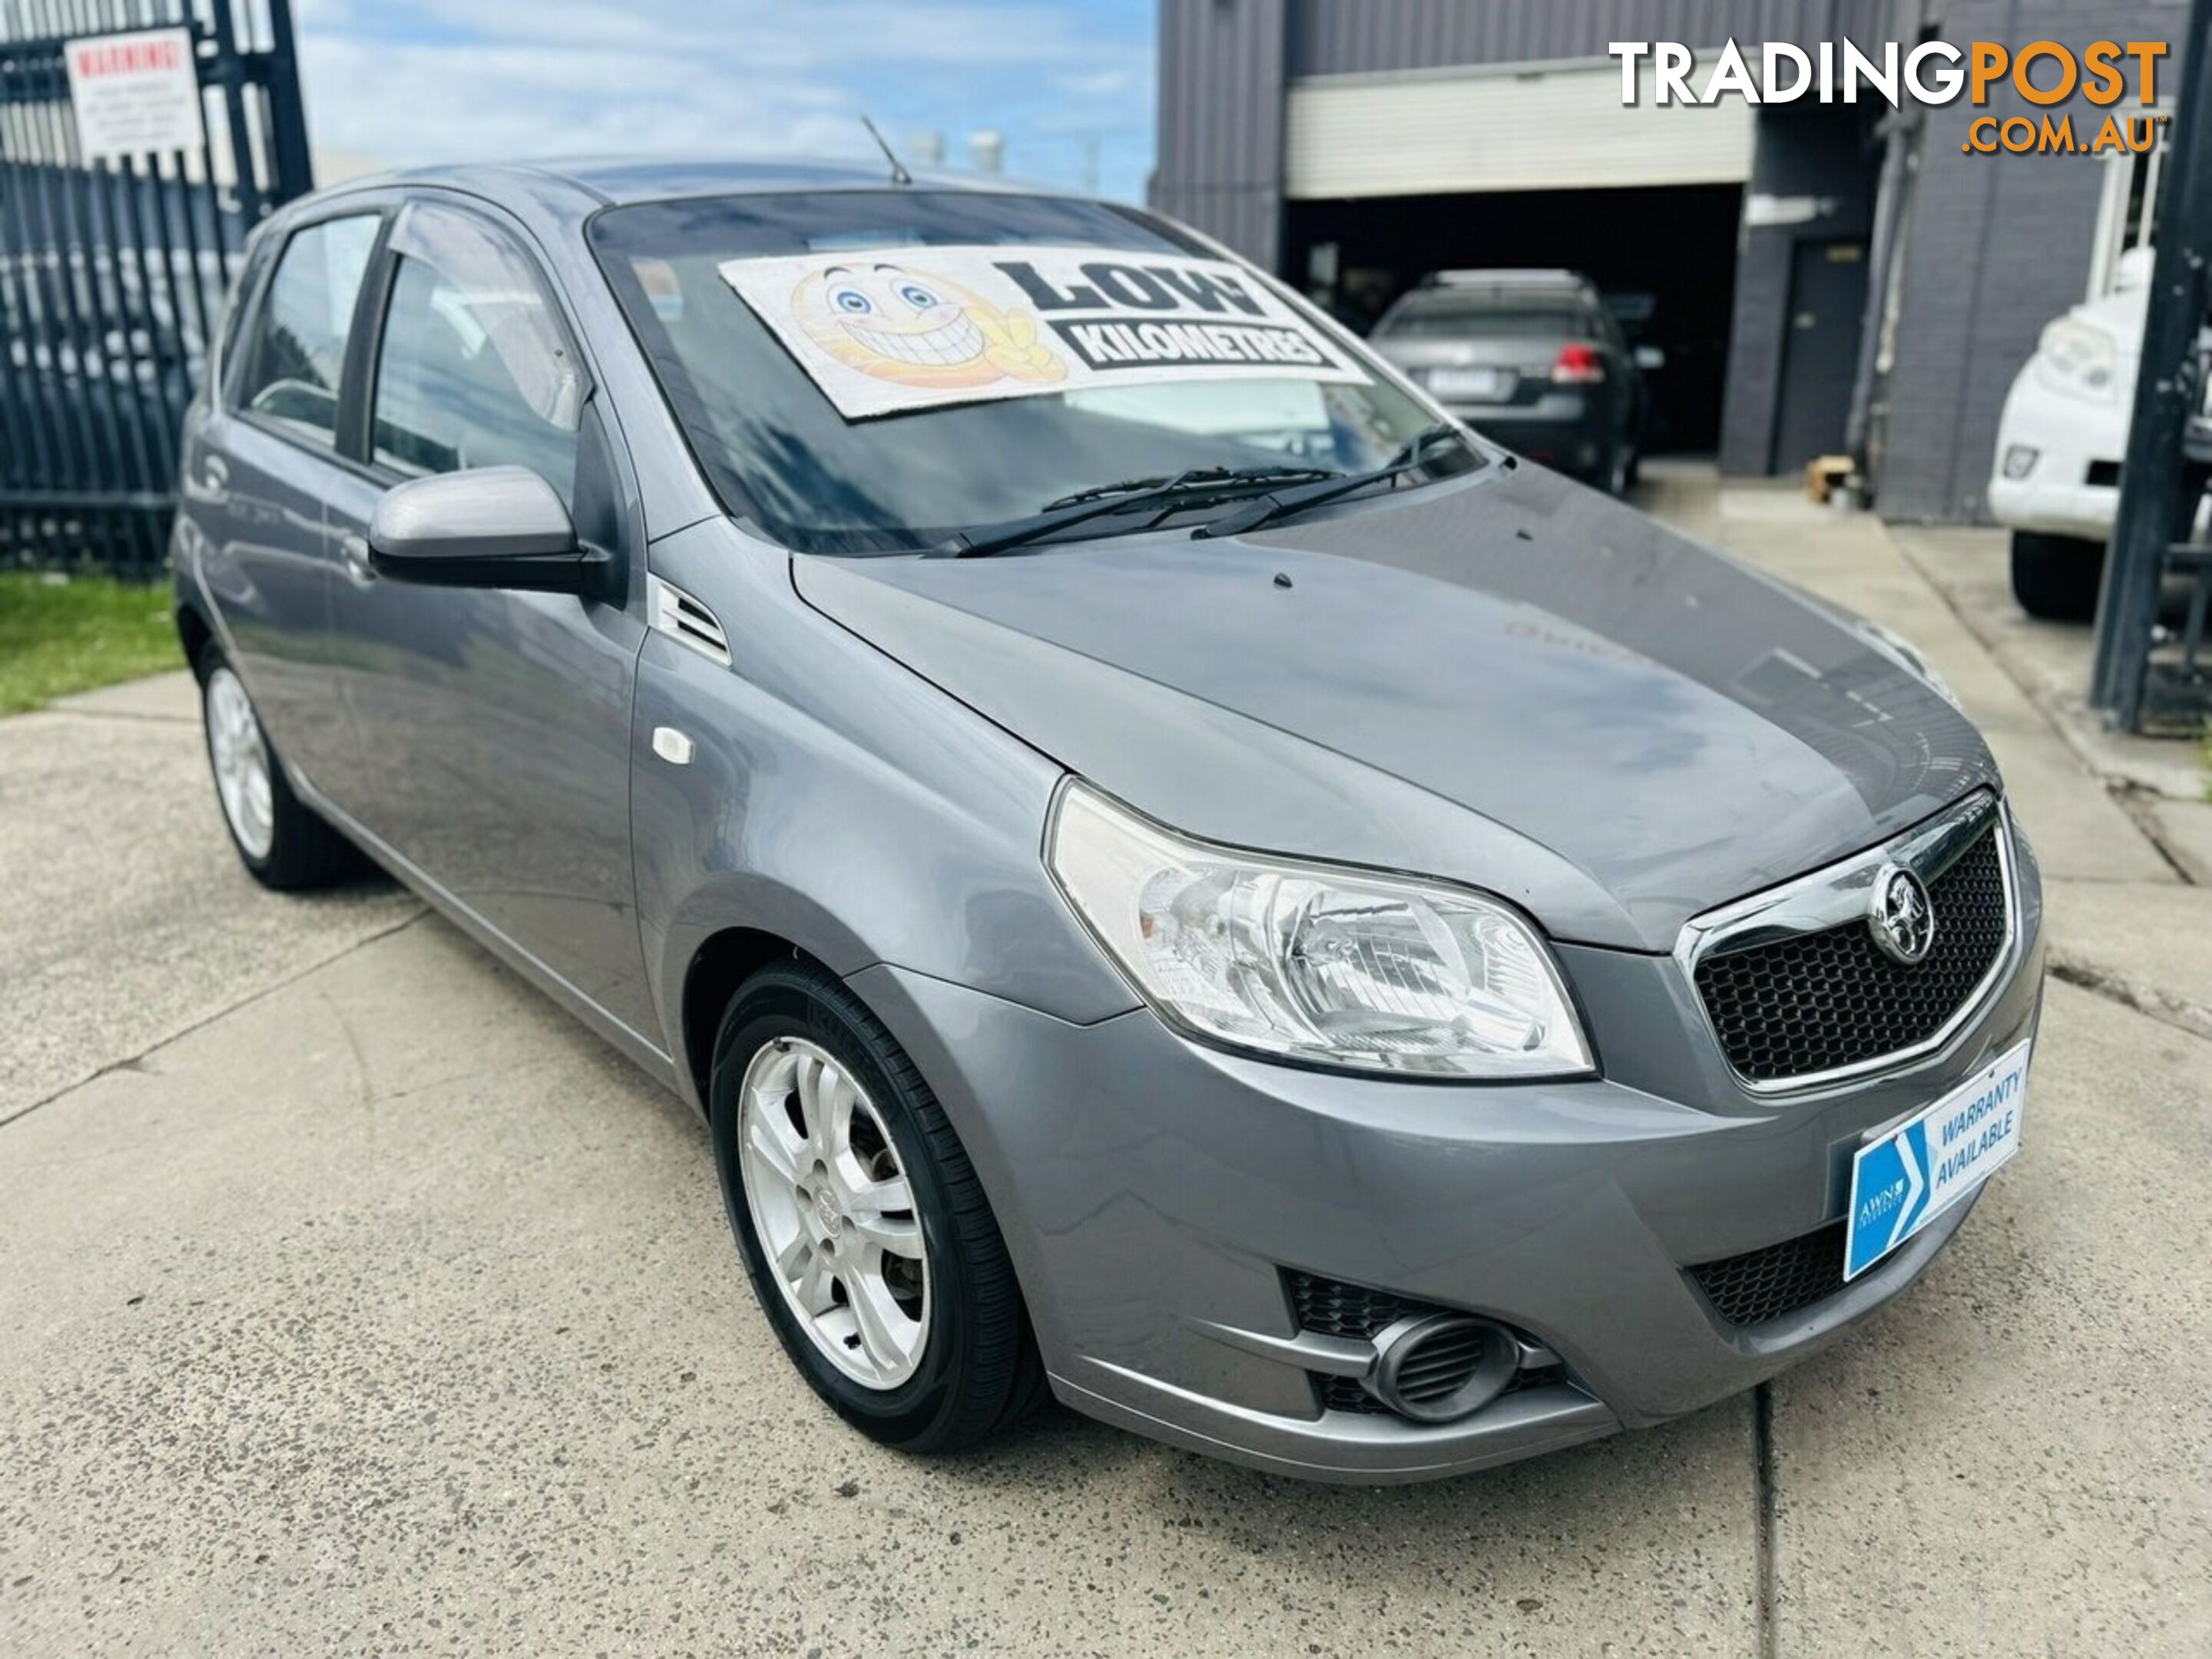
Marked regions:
[719,245,1366,419]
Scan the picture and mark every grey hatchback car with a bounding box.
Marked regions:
[175,160,2043,1484]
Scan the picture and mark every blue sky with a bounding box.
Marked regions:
[295,0,1158,201]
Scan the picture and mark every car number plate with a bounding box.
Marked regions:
[1843,1040,2029,1280]
[1428,366,1510,400]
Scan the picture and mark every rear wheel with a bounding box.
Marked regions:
[2009,529,2105,621]
[197,650,357,889]
[709,960,1043,1452]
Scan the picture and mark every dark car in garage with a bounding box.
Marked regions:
[1367,270,1647,495]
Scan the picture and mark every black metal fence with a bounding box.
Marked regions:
[2094,0,2212,734]
[0,0,310,579]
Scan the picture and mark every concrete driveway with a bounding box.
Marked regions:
[4,475,2207,1655]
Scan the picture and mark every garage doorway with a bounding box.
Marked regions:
[1284,184,1743,455]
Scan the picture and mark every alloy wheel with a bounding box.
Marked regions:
[204,666,275,859]
[735,1036,930,1388]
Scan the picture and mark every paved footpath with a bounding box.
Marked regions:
[2,476,2206,1656]
[1657,469,2210,1658]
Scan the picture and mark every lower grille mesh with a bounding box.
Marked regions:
[1687,1221,1849,1326]
[1313,1373,1386,1415]
[1287,1272,1419,1341]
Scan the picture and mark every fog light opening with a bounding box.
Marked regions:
[1365,1313,1519,1424]
[2002,444,2039,480]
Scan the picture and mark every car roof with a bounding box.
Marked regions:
[1424,269,1590,290]
[303,155,1078,224]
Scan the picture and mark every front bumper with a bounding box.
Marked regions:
[1986,474,2116,543]
[1986,366,2125,539]
[850,839,2045,1484]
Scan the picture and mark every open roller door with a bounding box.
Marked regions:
[1286,60,1754,199]
[1283,61,1752,453]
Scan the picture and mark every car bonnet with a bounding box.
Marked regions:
[791,462,1999,952]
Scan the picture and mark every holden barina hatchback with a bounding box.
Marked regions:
[175,160,2042,1483]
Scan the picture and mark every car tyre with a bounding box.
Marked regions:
[1602,443,1631,497]
[709,959,1045,1452]
[2009,530,2104,621]
[196,646,359,890]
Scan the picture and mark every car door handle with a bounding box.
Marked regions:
[339,531,377,587]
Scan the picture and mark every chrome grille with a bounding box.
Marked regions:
[1680,794,2017,1090]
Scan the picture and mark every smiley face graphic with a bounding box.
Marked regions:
[793,261,1063,390]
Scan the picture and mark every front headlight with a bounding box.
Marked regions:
[2032,317,2119,402]
[1047,782,1593,1080]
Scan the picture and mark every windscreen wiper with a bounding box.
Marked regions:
[932,463,1339,558]
[1035,463,1333,514]
[1189,423,1473,541]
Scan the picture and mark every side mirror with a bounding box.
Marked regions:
[368,466,611,598]
[1633,345,1667,372]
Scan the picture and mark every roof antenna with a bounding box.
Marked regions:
[861,116,914,187]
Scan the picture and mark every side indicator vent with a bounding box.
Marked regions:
[647,575,730,667]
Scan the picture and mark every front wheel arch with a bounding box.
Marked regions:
[679,926,809,1108]
[706,957,1047,1450]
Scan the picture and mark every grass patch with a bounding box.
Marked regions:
[0,572,181,716]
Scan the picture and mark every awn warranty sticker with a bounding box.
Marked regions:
[720,243,1366,419]
[1844,1041,2029,1280]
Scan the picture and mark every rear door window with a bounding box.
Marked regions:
[231,214,379,447]
[369,202,582,498]
[1379,296,1598,339]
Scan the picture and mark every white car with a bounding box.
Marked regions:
[1985,249,2151,619]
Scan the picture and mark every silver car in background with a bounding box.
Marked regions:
[174,161,2043,1483]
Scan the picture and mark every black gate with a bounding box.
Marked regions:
[2095,0,2212,733]
[0,0,310,578]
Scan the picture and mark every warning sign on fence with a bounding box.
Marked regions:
[63,28,204,164]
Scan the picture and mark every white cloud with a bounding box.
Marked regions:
[296,0,1154,197]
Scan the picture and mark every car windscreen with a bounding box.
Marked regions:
[589,190,1463,554]
[1376,295,1601,340]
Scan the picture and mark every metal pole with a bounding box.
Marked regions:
[1843,104,1914,469]
[2091,0,2212,726]
[260,0,313,202]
